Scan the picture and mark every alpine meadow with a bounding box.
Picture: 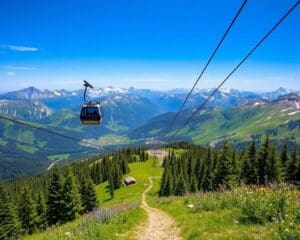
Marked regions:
[0,0,300,240]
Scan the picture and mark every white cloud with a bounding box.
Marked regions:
[122,77,170,83]
[0,44,39,52]
[7,66,36,70]
[6,71,15,76]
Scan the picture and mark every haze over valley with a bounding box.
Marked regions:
[0,85,299,179]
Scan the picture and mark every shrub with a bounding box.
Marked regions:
[275,221,300,240]
[240,191,266,224]
[240,186,291,224]
[91,202,139,224]
[195,198,221,212]
[178,185,300,239]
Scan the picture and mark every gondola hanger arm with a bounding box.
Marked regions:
[83,80,94,102]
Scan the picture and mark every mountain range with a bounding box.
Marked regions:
[0,86,299,180]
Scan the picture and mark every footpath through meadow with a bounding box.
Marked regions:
[134,149,182,240]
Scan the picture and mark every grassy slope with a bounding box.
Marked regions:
[188,106,300,144]
[141,104,299,145]
[97,134,132,146]
[47,153,70,161]
[16,143,37,154]
[148,178,274,240]
[0,138,7,146]
[23,208,144,240]
[22,152,300,240]
[96,155,163,205]
[24,156,162,240]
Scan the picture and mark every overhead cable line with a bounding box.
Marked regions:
[0,135,47,150]
[164,0,248,136]
[0,114,102,149]
[170,0,300,139]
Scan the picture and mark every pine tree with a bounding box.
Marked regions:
[297,152,300,183]
[160,167,174,196]
[0,183,19,240]
[236,149,246,183]
[286,145,299,183]
[228,150,239,187]
[266,146,281,184]
[159,157,172,196]
[47,167,63,225]
[121,156,130,174]
[212,152,219,190]
[186,155,193,178]
[112,160,122,189]
[61,171,82,222]
[201,147,213,191]
[91,162,101,184]
[108,173,115,199]
[215,141,232,189]
[257,135,270,185]
[141,151,145,162]
[174,174,187,196]
[18,187,37,234]
[241,140,258,184]
[195,158,205,190]
[36,193,47,230]
[80,177,97,212]
[194,157,201,181]
[189,174,198,193]
[102,156,110,181]
[241,155,252,184]
[202,165,214,192]
[145,152,149,161]
[159,165,168,196]
[280,142,289,179]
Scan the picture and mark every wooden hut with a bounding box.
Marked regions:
[124,176,136,186]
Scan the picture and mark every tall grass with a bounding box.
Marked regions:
[149,181,300,240]
[24,202,144,240]
[92,202,139,224]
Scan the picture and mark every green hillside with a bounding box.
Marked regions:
[0,96,155,179]
[1,93,299,179]
[148,179,300,240]
[185,104,300,145]
[131,99,300,146]
[0,118,101,180]
[23,153,162,240]
[22,146,300,240]
[23,206,145,240]
[96,155,163,205]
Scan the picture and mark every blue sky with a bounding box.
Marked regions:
[0,0,299,92]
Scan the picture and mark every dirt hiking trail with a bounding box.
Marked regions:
[135,176,183,240]
[146,149,168,165]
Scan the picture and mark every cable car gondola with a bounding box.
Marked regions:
[80,80,103,125]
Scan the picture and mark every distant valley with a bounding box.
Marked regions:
[0,86,299,179]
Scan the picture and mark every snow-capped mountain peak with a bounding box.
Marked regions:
[261,87,299,100]
[0,87,78,100]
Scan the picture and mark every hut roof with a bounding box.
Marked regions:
[124,176,136,183]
